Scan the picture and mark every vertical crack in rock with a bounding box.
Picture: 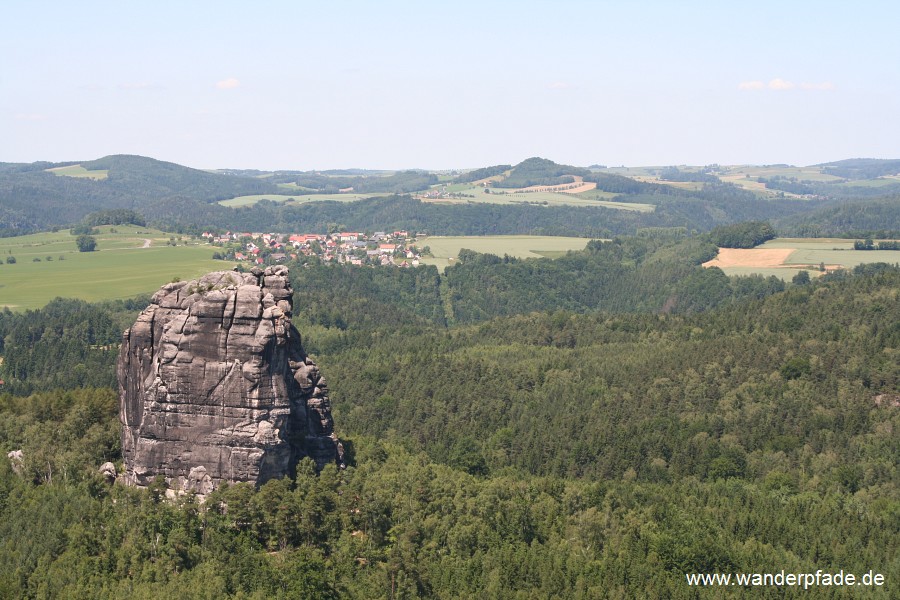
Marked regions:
[118,266,343,496]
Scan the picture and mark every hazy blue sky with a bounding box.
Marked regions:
[3,0,898,170]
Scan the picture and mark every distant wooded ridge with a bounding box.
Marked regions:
[1,155,899,238]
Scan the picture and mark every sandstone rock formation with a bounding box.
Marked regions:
[99,462,117,484]
[118,266,342,495]
[7,450,23,475]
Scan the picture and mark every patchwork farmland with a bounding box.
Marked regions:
[704,238,900,279]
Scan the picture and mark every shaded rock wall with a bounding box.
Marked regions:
[118,266,342,494]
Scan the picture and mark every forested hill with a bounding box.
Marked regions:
[166,192,813,238]
[777,195,900,238]
[0,155,278,235]
[491,157,590,188]
[317,263,900,482]
[815,158,900,180]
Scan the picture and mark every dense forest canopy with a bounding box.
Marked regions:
[777,196,900,238]
[659,167,720,183]
[0,252,897,597]
[707,221,776,248]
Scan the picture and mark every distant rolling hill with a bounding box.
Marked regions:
[0,155,278,235]
[1,154,898,239]
[815,158,900,180]
[489,157,590,189]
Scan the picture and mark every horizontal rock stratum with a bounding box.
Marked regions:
[118,266,343,495]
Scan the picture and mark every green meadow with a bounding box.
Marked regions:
[722,165,843,182]
[427,185,654,211]
[419,235,591,269]
[760,238,900,268]
[0,228,230,310]
[219,193,377,207]
[45,164,109,180]
[758,238,854,250]
[717,266,826,280]
[835,177,900,188]
[786,247,900,268]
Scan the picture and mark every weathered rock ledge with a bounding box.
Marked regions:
[117,266,342,495]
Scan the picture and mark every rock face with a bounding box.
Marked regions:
[118,266,342,495]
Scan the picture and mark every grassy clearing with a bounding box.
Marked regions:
[219,193,376,207]
[785,248,900,268]
[276,182,313,191]
[574,188,622,201]
[0,227,230,310]
[45,164,109,180]
[835,178,900,188]
[719,175,774,195]
[722,165,842,182]
[219,195,299,207]
[720,266,825,280]
[631,177,706,191]
[295,193,378,202]
[425,186,654,211]
[583,199,654,212]
[758,239,854,250]
[599,167,659,177]
[418,235,590,269]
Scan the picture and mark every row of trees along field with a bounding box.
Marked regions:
[0,242,897,597]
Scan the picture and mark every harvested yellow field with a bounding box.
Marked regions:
[719,175,771,193]
[703,248,795,269]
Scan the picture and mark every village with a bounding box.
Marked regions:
[202,229,426,267]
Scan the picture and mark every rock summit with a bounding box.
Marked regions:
[118,266,342,495]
